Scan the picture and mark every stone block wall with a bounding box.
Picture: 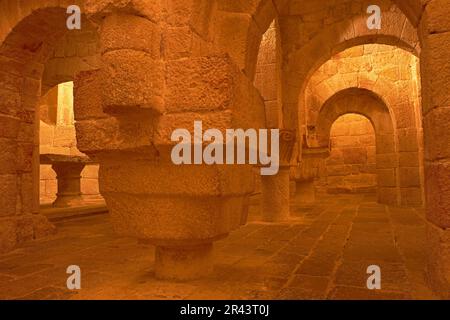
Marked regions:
[255,21,281,129]
[304,44,424,206]
[317,114,377,194]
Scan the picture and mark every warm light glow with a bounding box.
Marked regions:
[57,81,75,126]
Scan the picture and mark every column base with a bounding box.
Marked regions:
[154,243,214,281]
[52,194,86,208]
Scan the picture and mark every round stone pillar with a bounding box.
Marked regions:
[52,162,85,208]
[40,154,91,208]
[260,166,290,222]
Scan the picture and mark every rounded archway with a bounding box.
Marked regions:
[300,43,424,207]
[319,113,377,195]
[315,88,399,205]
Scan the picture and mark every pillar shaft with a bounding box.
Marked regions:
[52,163,85,208]
[260,166,290,222]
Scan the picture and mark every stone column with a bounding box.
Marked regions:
[75,7,266,280]
[52,162,85,208]
[261,165,290,222]
[260,130,296,222]
[420,0,450,297]
[40,154,91,208]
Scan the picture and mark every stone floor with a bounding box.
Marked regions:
[0,193,438,300]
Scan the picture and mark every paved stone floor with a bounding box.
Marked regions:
[0,193,438,300]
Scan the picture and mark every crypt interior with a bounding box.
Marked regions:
[0,0,449,300]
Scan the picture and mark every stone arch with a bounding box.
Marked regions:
[254,21,282,129]
[391,0,424,26]
[0,0,85,45]
[41,28,100,95]
[0,3,100,251]
[316,88,400,205]
[303,43,424,206]
[210,0,283,79]
[316,89,394,146]
[207,0,422,81]
[200,1,425,140]
[283,7,419,130]
[305,67,400,129]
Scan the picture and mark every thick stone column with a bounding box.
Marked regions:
[74,9,266,280]
[53,162,85,208]
[420,0,450,297]
[40,154,92,208]
[261,165,290,222]
[260,130,296,222]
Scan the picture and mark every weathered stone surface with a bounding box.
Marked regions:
[0,217,17,253]
[0,139,17,174]
[85,0,162,22]
[378,187,398,205]
[155,244,213,280]
[0,174,17,217]
[0,214,56,254]
[74,70,109,121]
[100,13,160,57]
[165,54,265,125]
[75,116,157,154]
[426,223,450,298]
[101,161,253,241]
[0,193,437,299]
[425,162,450,228]
[101,50,165,114]
[399,167,421,187]
[423,107,450,161]
[260,167,290,222]
[0,115,20,139]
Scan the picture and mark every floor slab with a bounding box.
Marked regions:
[0,193,438,300]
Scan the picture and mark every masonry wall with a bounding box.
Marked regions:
[317,114,377,194]
[305,44,424,206]
[254,21,280,129]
